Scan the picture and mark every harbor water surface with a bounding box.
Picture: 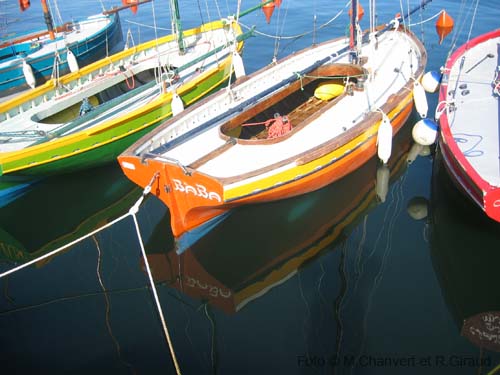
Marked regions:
[1,0,500,374]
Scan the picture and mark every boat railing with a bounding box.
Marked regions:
[144,45,353,157]
[141,152,191,175]
[1,21,244,122]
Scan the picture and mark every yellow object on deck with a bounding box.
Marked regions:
[314,82,344,101]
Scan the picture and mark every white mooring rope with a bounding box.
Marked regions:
[0,173,182,375]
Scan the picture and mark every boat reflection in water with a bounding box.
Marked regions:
[0,164,140,266]
[144,122,416,314]
[430,149,500,354]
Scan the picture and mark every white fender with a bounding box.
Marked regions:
[421,71,441,93]
[22,60,36,89]
[412,119,438,146]
[377,112,393,164]
[171,91,184,116]
[67,49,79,73]
[232,51,246,79]
[413,80,428,118]
[376,164,390,203]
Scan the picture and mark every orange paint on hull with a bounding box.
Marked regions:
[120,100,414,237]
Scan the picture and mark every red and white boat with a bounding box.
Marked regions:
[437,29,500,222]
[118,1,429,239]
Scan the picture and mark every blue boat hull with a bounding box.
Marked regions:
[0,12,123,98]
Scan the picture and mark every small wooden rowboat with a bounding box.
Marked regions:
[118,4,428,239]
[0,11,122,98]
[437,29,500,222]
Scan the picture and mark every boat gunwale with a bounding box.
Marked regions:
[0,13,115,54]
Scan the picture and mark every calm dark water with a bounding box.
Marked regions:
[1,1,500,374]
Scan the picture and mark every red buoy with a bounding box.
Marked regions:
[436,10,454,44]
[122,0,139,14]
[274,0,282,7]
[262,1,275,24]
[348,3,365,21]
[19,0,30,12]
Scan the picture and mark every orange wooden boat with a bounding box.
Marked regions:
[119,2,429,239]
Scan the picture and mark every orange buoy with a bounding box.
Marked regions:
[436,10,454,44]
[348,3,365,21]
[274,0,282,7]
[122,0,139,14]
[19,0,30,12]
[262,1,275,24]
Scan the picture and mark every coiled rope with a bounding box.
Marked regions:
[0,174,182,375]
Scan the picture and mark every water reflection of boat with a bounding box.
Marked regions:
[430,148,500,353]
[0,164,139,266]
[143,121,417,314]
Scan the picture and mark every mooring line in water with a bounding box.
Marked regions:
[130,209,182,375]
[0,174,182,374]
[0,211,130,280]
[125,173,181,374]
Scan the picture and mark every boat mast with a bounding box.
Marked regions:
[41,0,55,40]
[170,0,185,53]
[349,0,359,64]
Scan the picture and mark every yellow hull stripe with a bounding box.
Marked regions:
[224,93,413,201]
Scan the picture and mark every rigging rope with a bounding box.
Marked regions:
[49,0,63,29]
[445,0,475,61]
[407,9,444,27]
[238,1,348,43]
[123,20,170,32]
[466,0,481,44]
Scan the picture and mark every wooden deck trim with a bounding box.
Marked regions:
[218,63,366,145]
[215,81,416,186]
[188,138,237,169]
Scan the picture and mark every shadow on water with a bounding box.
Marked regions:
[430,147,500,356]
[2,116,499,374]
[0,116,500,374]
[0,112,416,374]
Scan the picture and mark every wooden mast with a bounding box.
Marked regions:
[349,0,359,64]
[170,0,185,53]
[41,0,55,40]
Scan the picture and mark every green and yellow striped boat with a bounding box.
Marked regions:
[0,18,248,179]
